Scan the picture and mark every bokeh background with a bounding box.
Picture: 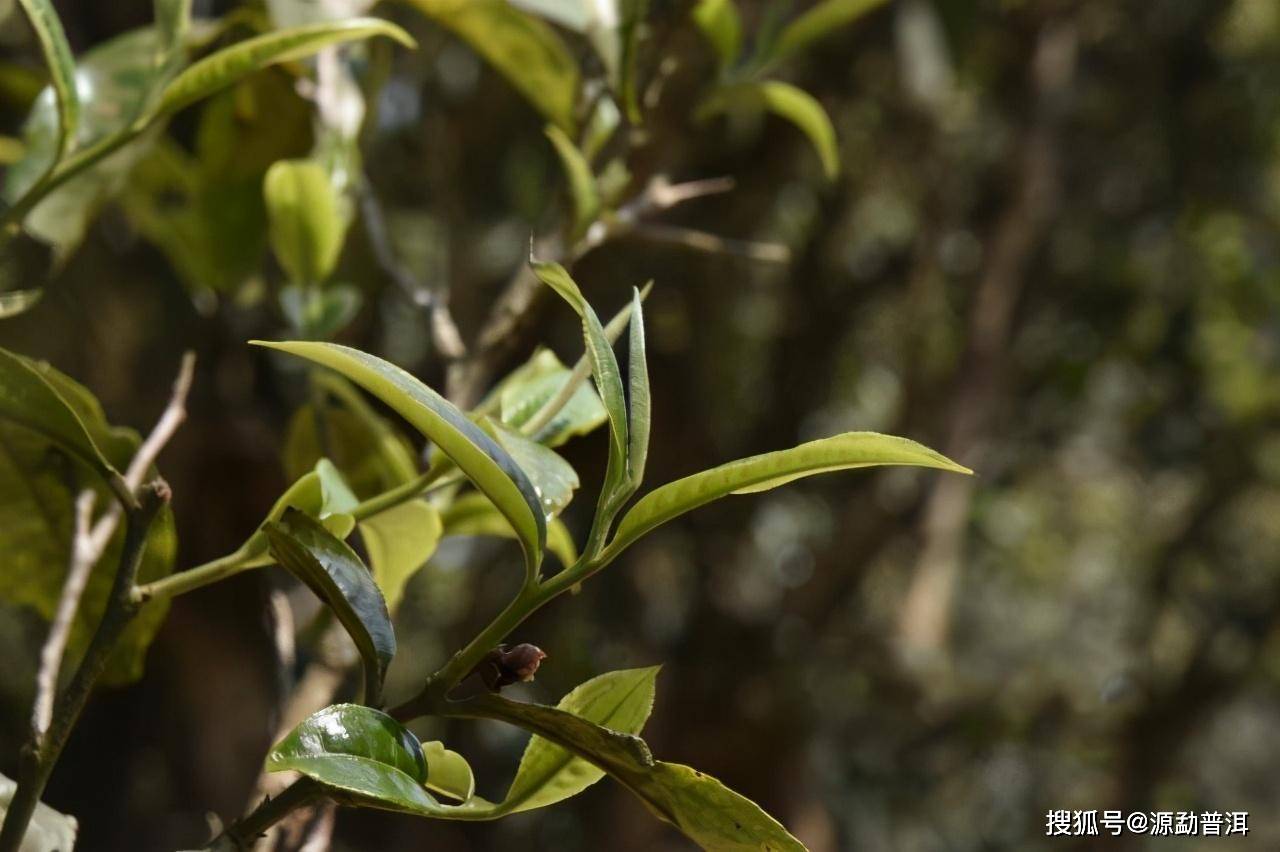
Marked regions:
[4,0,1280,849]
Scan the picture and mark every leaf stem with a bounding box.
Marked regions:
[212,777,325,850]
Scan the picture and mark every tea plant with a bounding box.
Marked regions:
[0,1,970,849]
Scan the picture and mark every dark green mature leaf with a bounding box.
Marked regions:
[626,287,650,488]
[486,419,579,519]
[0,346,120,478]
[254,341,546,578]
[4,28,170,255]
[700,80,839,180]
[267,704,435,806]
[359,500,442,612]
[441,492,579,568]
[0,357,176,683]
[154,18,415,118]
[401,0,579,132]
[494,349,607,448]
[545,125,600,242]
[764,0,890,68]
[421,741,476,802]
[691,0,741,72]
[496,667,658,815]
[0,289,42,318]
[15,0,78,164]
[264,158,346,285]
[605,432,971,558]
[459,692,806,850]
[531,261,631,533]
[267,508,395,705]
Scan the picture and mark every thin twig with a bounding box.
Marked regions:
[628,223,790,263]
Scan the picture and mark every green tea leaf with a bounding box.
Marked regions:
[401,0,579,132]
[15,0,79,163]
[606,432,970,558]
[359,499,442,612]
[154,0,193,68]
[700,80,839,180]
[626,287,650,488]
[254,340,546,578]
[487,418,579,519]
[264,159,347,285]
[238,459,360,569]
[422,741,476,802]
[0,289,42,319]
[545,124,600,242]
[497,667,658,815]
[267,704,434,804]
[495,349,607,448]
[691,0,741,72]
[531,261,631,535]
[441,492,578,568]
[279,284,363,337]
[765,0,890,68]
[266,508,395,705]
[154,18,415,118]
[459,692,805,850]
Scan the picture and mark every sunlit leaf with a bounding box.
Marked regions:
[422,741,476,802]
[264,158,347,285]
[605,432,970,558]
[15,0,78,163]
[0,288,41,319]
[154,18,415,118]
[691,0,741,72]
[626,287,650,488]
[495,349,608,448]
[441,492,579,568]
[237,458,360,568]
[486,418,579,519]
[545,124,600,242]
[266,508,395,704]
[763,0,890,69]
[359,499,442,612]
[254,340,546,578]
[699,80,839,180]
[400,0,579,132]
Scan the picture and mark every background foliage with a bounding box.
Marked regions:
[2,0,1280,849]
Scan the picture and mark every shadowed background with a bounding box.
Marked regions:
[3,0,1280,849]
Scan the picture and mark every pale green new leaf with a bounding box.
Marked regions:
[605,432,970,558]
[0,289,42,319]
[154,18,415,118]
[700,80,839,180]
[441,492,578,568]
[267,509,395,705]
[691,0,741,72]
[494,349,607,448]
[497,667,658,815]
[264,159,346,285]
[15,0,78,163]
[359,499,442,612]
[487,418,579,519]
[254,340,546,577]
[400,0,579,132]
[545,125,600,242]
[238,458,360,568]
[626,287,650,488]
[154,0,193,68]
[765,0,891,68]
[422,741,476,802]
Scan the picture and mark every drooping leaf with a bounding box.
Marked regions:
[254,340,546,577]
[496,667,658,815]
[699,80,839,180]
[0,357,177,683]
[531,261,631,531]
[0,769,79,852]
[422,741,476,802]
[400,0,579,132]
[441,492,578,568]
[486,418,579,519]
[153,18,415,118]
[4,28,171,256]
[626,287,650,488]
[458,692,806,850]
[264,158,347,285]
[691,0,741,72]
[358,499,443,612]
[605,432,970,558]
[266,508,395,705]
[0,289,42,318]
[763,0,890,69]
[15,0,79,164]
[545,124,600,242]
[495,349,607,448]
